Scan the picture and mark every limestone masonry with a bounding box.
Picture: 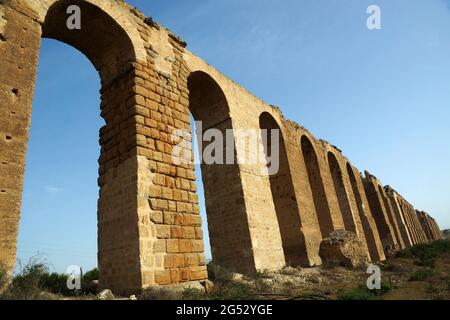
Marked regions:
[0,0,444,294]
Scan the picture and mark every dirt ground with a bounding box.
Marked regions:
[5,241,449,300]
[230,252,450,300]
[381,253,450,300]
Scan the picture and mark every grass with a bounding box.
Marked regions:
[209,281,256,300]
[381,262,407,273]
[253,270,271,280]
[397,240,450,267]
[397,241,446,282]
[337,287,377,300]
[409,268,436,281]
[337,281,393,300]
[182,288,206,300]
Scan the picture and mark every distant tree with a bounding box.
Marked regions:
[82,268,99,295]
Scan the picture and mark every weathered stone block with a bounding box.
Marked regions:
[319,230,369,268]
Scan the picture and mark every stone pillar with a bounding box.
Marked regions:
[431,218,443,240]
[417,211,442,242]
[222,107,287,272]
[347,165,385,261]
[284,126,325,266]
[0,2,41,271]
[431,217,443,240]
[413,210,428,243]
[398,200,419,245]
[378,186,405,249]
[385,188,413,248]
[417,211,433,241]
[363,173,398,252]
[0,1,209,295]
[127,26,208,287]
[326,150,369,257]
[314,142,345,232]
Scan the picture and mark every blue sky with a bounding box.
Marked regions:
[17,0,450,273]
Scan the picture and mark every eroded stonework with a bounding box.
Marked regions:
[0,0,444,294]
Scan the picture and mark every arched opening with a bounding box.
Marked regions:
[17,39,101,275]
[259,112,305,266]
[187,71,255,274]
[42,0,135,84]
[378,185,402,248]
[363,180,396,251]
[399,203,417,244]
[327,152,355,232]
[300,136,333,238]
[346,163,380,260]
[11,0,140,293]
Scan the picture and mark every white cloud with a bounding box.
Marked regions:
[44,185,64,194]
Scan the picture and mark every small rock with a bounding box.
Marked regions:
[97,289,115,300]
[308,275,322,284]
[200,280,215,294]
[261,278,274,286]
[280,266,299,276]
[231,273,244,281]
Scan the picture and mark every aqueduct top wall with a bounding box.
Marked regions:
[0,0,443,294]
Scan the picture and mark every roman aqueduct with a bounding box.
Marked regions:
[0,0,443,294]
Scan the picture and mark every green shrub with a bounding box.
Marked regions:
[397,240,450,267]
[82,268,99,295]
[40,272,70,295]
[0,257,51,300]
[446,278,450,290]
[252,270,270,280]
[207,261,215,280]
[83,268,99,283]
[409,268,436,281]
[207,262,234,282]
[141,287,181,300]
[381,263,406,272]
[337,281,393,300]
[413,257,435,267]
[425,283,440,295]
[396,249,414,259]
[0,257,101,300]
[209,281,254,300]
[337,287,376,300]
[0,264,10,295]
[182,288,205,300]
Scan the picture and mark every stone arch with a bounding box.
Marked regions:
[327,152,355,232]
[42,0,138,84]
[0,0,149,294]
[378,185,404,249]
[188,71,230,129]
[187,71,255,274]
[41,0,143,293]
[363,177,398,251]
[18,0,146,62]
[300,135,333,238]
[259,112,306,266]
[399,203,417,244]
[346,163,383,261]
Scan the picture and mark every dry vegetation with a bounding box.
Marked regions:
[0,256,99,300]
[141,239,450,301]
[2,240,449,300]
